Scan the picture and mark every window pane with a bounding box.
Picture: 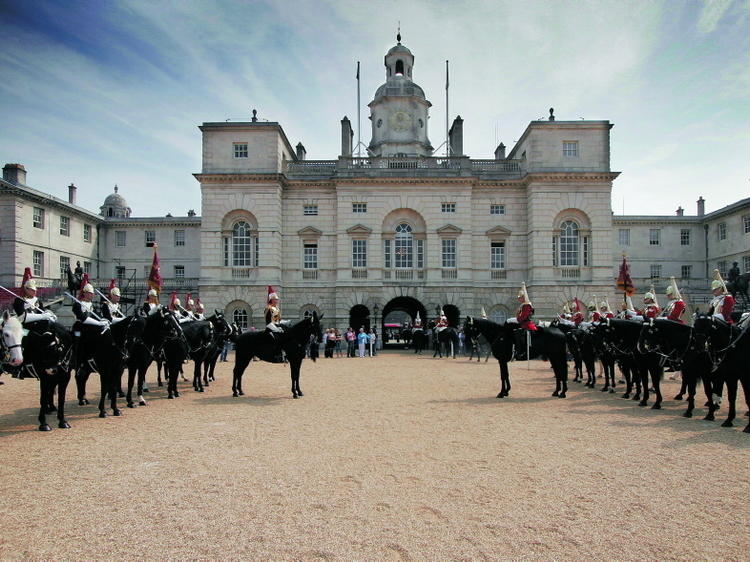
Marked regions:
[384,239,391,269]
[33,250,44,277]
[563,141,578,157]
[649,229,660,245]
[174,230,185,246]
[490,204,505,215]
[650,264,661,279]
[680,229,690,245]
[116,231,126,247]
[83,223,92,242]
[233,308,249,329]
[618,229,630,246]
[416,239,424,269]
[352,240,367,268]
[232,221,253,266]
[394,223,413,268]
[59,256,70,278]
[174,265,185,278]
[303,243,318,269]
[60,216,70,236]
[441,239,456,268]
[560,221,579,266]
[352,203,367,213]
[233,143,248,158]
[681,265,691,279]
[303,205,318,216]
[491,242,505,269]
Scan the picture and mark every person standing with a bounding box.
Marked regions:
[368,328,377,356]
[357,327,368,358]
[346,327,356,357]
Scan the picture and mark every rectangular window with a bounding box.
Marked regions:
[441,202,456,213]
[384,239,391,269]
[441,239,456,268]
[59,256,70,278]
[174,265,185,279]
[115,231,126,247]
[563,141,578,157]
[717,260,727,277]
[618,228,630,246]
[33,250,44,277]
[416,239,424,269]
[491,242,505,269]
[303,243,318,269]
[681,265,691,279]
[552,236,558,267]
[233,143,248,158]
[650,264,661,280]
[582,236,590,266]
[718,222,726,240]
[352,202,367,213]
[744,256,750,273]
[83,223,92,243]
[33,207,45,229]
[116,266,125,281]
[744,215,750,234]
[174,230,185,247]
[255,236,259,267]
[145,230,156,246]
[223,237,229,267]
[59,216,70,236]
[303,205,318,216]
[83,261,91,275]
[352,240,367,268]
[649,228,660,245]
[490,204,505,215]
[680,229,691,245]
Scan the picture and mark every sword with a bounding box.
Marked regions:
[95,288,125,318]
[64,292,105,321]
[0,284,44,313]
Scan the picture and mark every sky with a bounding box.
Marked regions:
[1,0,748,218]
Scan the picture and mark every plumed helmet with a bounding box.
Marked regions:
[195,298,204,311]
[587,297,597,311]
[148,288,158,297]
[185,293,194,307]
[666,276,682,300]
[110,287,121,297]
[82,283,94,294]
[480,306,488,319]
[22,267,35,290]
[644,291,655,301]
[599,301,609,311]
[268,292,279,301]
[24,278,37,291]
[711,269,727,293]
[562,302,571,314]
[517,282,531,305]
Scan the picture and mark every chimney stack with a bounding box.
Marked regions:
[296,142,306,161]
[697,196,705,217]
[341,117,353,156]
[675,206,684,216]
[494,143,506,160]
[3,163,27,185]
[448,116,464,156]
[68,183,77,205]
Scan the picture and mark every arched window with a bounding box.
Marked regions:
[233,308,248,330]
[490,307,508,324]
[232,221,253,266]
[394,223,413,268]
[559,221,579,266]
[395,59,404,75]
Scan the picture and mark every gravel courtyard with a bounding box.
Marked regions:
[1,352,748,560]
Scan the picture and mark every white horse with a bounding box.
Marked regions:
[2,310,24,367]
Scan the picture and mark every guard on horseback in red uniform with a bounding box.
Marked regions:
[661,277,686,324]
[101,279,126,325]
[265,286,286,341]
[599,299,615,321]
[13,267,57,331]
[507,282,537,360]
[708,269,735,323]
[643,287,661,320]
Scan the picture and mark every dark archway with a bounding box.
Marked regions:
[442,304,461,327]
[349,304,370,333]
[382,296,427,348]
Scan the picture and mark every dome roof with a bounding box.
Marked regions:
[100,185,132,218]
[387,43,413,57]
[103,192,128,208]
[374,77,425,100]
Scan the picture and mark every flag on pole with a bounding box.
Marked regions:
[148,244,162,294]
[356,61,359,80]
[616,255,635,296]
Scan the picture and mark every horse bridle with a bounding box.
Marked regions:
[638,320,694,367]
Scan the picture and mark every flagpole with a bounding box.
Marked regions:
[445,60,450,157]
[356,61,361,157]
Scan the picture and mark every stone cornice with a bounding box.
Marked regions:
[346,224,373,235]
[522,171,621,184]
[436,224,463,235]
[0,179,105,222]
[485,225,512,236]
[297,226,322,237]
[193,173,285,184]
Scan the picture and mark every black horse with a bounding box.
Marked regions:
[73,319,125,418]
[181,313,231,392]
[726,272,749,305]
[21,321,74,431]
[638,318,716,419]
[693,314,750,432]
[197,316,236,388]
[411,328,427,354]
[590,319,641,400]
[432,325,460,358]
[232,312,321,399]
[463,317,569,398]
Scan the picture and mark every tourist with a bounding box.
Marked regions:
[357,327,368,358]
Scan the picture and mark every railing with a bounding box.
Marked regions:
[302,269,319,280]
[284,157,525,177]
[232,268,252,279]
[491,269,507,280]
[341,157,464,171]
[352,269,368,279]
[441,269,458,280]
[285,160,337,176]
[471,160,524,173]
[559,268,581,279]
[383,269,425,281]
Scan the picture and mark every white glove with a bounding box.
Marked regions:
[45,311,57,322]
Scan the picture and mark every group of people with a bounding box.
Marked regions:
[320,327,378,358]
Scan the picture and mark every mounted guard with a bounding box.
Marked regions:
[142,288,160,315]
[435,310,448,332]
[643,287,661,319]
[265,286,286,341]
[708,269,735,323]
[661,277,686,323]
[587,297,601,324]
[599,300,614,320]
[101,279,126,325]
[194,298,206,321]
[12,267,57,330]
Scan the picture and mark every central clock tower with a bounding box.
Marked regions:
[368,35,433,157]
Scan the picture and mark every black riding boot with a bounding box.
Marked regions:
[513,329,528,361]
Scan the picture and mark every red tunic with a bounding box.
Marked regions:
[572,312,584,326]
[602,311,614,320]
[589,311,601,323]
[710,294,735,323]
[644,304,661,319]
[516,303,537,331]
[664,299,686,323]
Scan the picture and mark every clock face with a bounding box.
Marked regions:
[389,111,412,132]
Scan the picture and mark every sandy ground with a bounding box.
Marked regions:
[1,351,748,561]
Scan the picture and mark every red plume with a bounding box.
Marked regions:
[78,273,90,299]
[169,291,178,309]
[109,278,117,291]
[21,267,33,288]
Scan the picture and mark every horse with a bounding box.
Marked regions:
[432,325,460,358]
[232,312,321,399]
[638,318,716,419]
[589,319,642,400]
[463,317,569,398]
[1,311,24,371]
[726,272,750,305]
[196,315,236,388]
[410,328,427,355]
[400,327,412,349]
[181,313,230,393]
[20,320,74,431]
[693,314,750,432]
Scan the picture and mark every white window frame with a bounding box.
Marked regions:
[83,261,92,275]
[303,242,318,270]
[83,223,92,243]
[744,215,750,234]
[563,141,579,158]
[145,230,156,246]
[33,207,45,229]
[441,239,456,268]
[59,216,70,237]
[33,250,44,277]
[718,222,726,241]
[303,205,318,216]
[59,256,70,278]
[618,229,630,246]
[115,231,126,247]
[233,308,249,330]
[441,202,456,213]
[743,255,750,273]
[649,229,661,246]
[233,142,248,158]
[352,202,367,214]
[174,265,185,279]
[231,221,254,267]
[650,264,661,280]
[352,239,367,268]
[490,241,505,269]
[174,230,185,247]
[560,220,580,267]
[681,265,691,279]
[717,261,727,277]
[490,204,505,216]
[680,229,690,246]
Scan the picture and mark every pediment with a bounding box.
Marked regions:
[485,225,512,236]
[436,224,463,235]
[297,226,322,237]
[346,224,373,235]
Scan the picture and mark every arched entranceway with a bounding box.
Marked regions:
[442,304,461,327]
[382,296,427,348]
[349,304,370,333]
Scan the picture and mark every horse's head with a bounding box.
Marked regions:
[463,316,478,339]
[1,310,24,366]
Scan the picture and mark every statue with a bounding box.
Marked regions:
[66,262,83,293]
